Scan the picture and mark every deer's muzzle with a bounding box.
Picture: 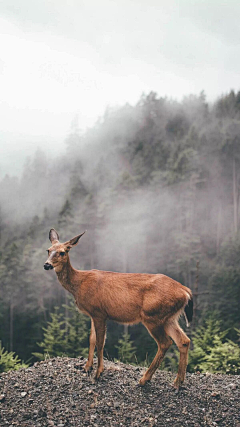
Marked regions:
[44,262,54,270]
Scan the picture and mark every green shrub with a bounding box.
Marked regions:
[188,318,240,374]
[115,333,136,364]
[0,342,28,373]
[33,302,89,360]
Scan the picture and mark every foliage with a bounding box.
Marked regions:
[1,89,240,367]
[63,301,89,358]
[210,235,240,327]
[33,303,89,360]
[188,318,240,374]
[33,308,67,359]
[0,342,28,373]
[115,333,136,364]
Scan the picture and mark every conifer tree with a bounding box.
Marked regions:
[188,318,240,374]
[0,342,28,373]
[115,333,136,364]
[33,303,89,360]
[33,308,67,359]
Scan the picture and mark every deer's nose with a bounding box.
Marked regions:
[44,262,54,270]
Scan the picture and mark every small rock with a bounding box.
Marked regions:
[21,392,27,397]
[74,362,84,370]
[226,383,237,390]
[211,391,220,397]
[114,401,120,408]
[0,394,5,402]
[38,409,47,418]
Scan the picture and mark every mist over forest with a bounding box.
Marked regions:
[0,90,240,367]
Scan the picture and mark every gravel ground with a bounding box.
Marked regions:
[0,357,239,427]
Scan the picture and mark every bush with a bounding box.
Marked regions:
[188,318,240,374]
[33,302,89,360]
[115,333,136,364]
[0,342,28,373]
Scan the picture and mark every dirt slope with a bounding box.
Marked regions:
[0,357,239,427]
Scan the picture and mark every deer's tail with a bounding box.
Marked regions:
[184,294,193,327]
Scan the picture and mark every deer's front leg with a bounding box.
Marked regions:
[84,318,96,372]
[93,317,106,379]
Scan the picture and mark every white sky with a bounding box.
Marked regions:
[0,0,240,176]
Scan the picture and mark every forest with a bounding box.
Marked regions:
[0,90,240,374]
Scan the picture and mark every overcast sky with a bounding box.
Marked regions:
[0,0,240,176]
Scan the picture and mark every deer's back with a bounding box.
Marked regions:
[75,270,191,323]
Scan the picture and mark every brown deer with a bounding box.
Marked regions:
[44,229,193,389]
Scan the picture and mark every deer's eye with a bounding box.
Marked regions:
[60,252,65,257]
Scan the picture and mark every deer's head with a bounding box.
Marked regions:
[44,229,86,272]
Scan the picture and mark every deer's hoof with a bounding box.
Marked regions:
[173,376,183,391]
[139,376,148,387]
[94,369,103,380]
[84,363,93,373]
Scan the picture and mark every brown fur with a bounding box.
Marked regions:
[44,229,192,389]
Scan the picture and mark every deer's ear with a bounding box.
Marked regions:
[65,231,86,249]
[49,229,59,243]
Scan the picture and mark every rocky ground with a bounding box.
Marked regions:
[0,357,239,427]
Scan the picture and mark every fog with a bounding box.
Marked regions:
[0,91,233,284]
[1,88,240,362]
[1,0,240,179]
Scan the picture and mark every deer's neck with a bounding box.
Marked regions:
[55,258,81,296]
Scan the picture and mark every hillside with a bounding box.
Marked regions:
[0,357,239,427]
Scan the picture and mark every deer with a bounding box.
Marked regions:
[44,228,193,390]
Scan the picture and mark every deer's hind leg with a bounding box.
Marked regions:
[165,320,190,390]
[139,322,173,386]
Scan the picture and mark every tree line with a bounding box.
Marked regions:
[0,90,240,373]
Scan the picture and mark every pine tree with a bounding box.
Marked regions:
[33,303,89,360]
[115,333,136,364]
[0,243,26,351]
[33,308,67,359]
[0,342,28,373]
[188,317,240,374]
[64,301,89,358]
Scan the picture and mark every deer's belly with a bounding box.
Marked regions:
[106,304,142,324]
